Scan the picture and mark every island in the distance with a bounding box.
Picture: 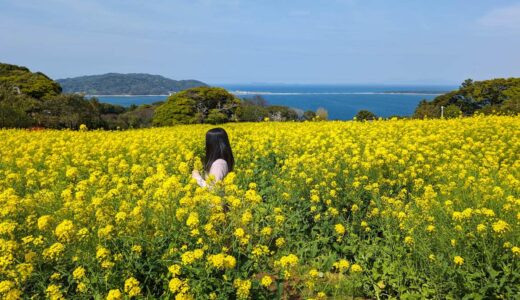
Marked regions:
[57,73,207,95]
[381,90,448,95]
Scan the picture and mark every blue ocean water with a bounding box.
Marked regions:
[93,84,456,120]
[90,95,168,107]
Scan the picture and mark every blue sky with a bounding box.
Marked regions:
[1,0,519,84]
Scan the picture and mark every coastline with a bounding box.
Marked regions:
[86,91,445,97]
[229,91,445,96]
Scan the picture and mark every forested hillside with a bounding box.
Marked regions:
[57,73,207,95]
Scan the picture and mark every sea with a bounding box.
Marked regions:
[92,84,457,120]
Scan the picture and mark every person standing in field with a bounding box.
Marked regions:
[192,127,234,187]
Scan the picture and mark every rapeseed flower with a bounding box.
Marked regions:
[124,277,141,297]
[351,264,363,273]
[1,116,518,298]
[233,279,251,299]
[454,256,464,266]
[106,289,123,300]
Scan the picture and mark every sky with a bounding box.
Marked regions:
[1,0,519,84]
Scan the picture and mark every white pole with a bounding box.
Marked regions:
[441,106,444,118]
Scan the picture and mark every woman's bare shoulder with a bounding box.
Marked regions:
[212,159,228,166]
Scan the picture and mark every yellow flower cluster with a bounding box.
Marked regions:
[233,278,251,299]
[275,254,299,268]
[334,223,346,235]
[454,256,464,266]
[260,275,272,287]
[181,249,204,265]
[0,115,518,298]
[207,253,236,269]
[332,259,350,273]
[123,277,141,297]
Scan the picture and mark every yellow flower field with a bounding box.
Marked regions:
[0,115,519,299]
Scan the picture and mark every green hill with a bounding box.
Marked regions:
[0,62,62,99]
[0,62,160,129]
[57,73,208,95]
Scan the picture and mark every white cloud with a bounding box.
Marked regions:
[478,3,520,30]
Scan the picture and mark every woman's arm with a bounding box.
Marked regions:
[192,170,207,187]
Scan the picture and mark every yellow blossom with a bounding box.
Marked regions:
[333,259,350,272]
[46,284,64,300]
[72,267,86,280]
[234,228,245,238]
[454,256,464,266]
[233,279,251,299]
[124,277,141,297]
[261,275,272,287]
[106,289,123,300]
[492,220,510,234]
[43,243,65,261]
[351,264,363,273]
[275,237,285,248]
[275,254,299,268]
[334,224,346,235]
[261,226,272,236]
[169,264,182,277]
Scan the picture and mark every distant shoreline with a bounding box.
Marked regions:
[382,91,447,95]
[229,91,446,96]
[86,91,446,97]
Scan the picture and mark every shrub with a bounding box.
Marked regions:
[153,87,240,126]
[355,110,377,121]
[316,107,329,120]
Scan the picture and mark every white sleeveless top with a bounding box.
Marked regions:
[193,159,229,187]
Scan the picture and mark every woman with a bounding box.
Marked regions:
[192,128,234,187]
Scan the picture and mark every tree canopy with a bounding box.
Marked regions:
[153,87,240,126]
[355,110,377,121]
[414,78,520,118]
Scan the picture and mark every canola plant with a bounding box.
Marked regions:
[0,116,519,299]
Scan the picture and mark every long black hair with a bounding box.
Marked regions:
[204,128,234,173]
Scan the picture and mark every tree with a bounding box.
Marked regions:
[236,98,268,122]
[152,87,240,126]
[33,94,104,129]
[444,104,462,119]
[461,78,473,89]
[206,109,228,124]
[115,104,157,129]
[316,107,328,120]
[414,99,440,118]
[0,83,37,128]
[414,78,520,118]
[498,92,520,115]
[153,96,198,126]
[303,110,316,121]
[355,110,377,121]
[266,106,299,121]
